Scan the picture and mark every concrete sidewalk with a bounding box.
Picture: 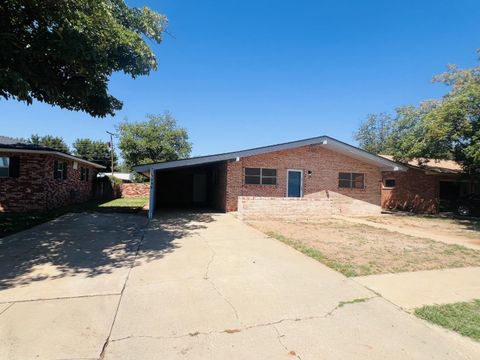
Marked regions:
[335,215,480,250]
[355,267,480,310]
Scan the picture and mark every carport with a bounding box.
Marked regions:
[154,162,227,211]
[134,157,231,218]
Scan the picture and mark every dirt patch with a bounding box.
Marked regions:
[363,214,480,240]
[250,219,480,277]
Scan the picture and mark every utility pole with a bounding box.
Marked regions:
[106,131,116,176]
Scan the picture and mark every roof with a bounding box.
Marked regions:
[0,135,106,169]
[133,136,407,174]
[380,155,463,174]
[98,172,134,181]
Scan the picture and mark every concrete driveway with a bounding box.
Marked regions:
[1,211,479,359]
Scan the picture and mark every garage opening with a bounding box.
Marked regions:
[439,180,469,211]
[155,161,227,212]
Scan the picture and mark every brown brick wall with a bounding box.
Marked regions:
[381,168,440,213]
[380,169,466,214]
[0,152,99,213]
[120,183,150,198]
[225,145,383,213]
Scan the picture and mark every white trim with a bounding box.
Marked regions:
[133,136,407,174]
[287,169,304,197]
[0,148,105,169]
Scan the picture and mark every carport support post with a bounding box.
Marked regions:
[148,168,156,219]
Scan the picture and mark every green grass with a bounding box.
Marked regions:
[267,231,358,277]
[415,300,480,341]
[98,197,148,208]
[0,197,148,238]
[338,297,371,307]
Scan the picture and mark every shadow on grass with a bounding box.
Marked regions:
[0,209,216,291]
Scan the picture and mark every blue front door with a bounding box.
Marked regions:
[287,171,302,197]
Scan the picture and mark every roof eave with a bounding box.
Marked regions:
[0,148,106,169]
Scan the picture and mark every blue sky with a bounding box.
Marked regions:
[1,0,479,157]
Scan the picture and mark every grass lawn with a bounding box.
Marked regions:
[0,197,148,238]
[415,300,480,341]
[251,219,480,277]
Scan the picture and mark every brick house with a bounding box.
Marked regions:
[133,136,407,219]
[380,156,478,214]
[0,136,105,212]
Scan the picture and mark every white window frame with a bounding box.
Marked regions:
[56,161,64,179]
[0,157,9,177]
[338,172,365,189]
[244,167,277,185]
[286,169,304,197]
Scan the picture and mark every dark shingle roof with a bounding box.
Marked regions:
[0,135,57,151]
[0,135,105,169]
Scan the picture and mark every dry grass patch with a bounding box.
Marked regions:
[250,219,480,277]
[363,214,480,240]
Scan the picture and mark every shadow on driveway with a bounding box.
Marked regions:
[0,211,215,291]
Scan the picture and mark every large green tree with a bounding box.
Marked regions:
[355,55,480,173]
[353,113,394,154]
[117,112,192,169]
[72,138,117,171]
[0,0,166,117]
[29,134,70,153]
[423,64,480,172]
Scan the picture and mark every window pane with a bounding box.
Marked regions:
[385,179,395,188]
[262,177,277,185]
[0,157,9,168]
[245,168,260,176]
[338,179,351,188]
[352,173,364,182]
[245,176,261,184]
[261,168,276,177]
[0,167,8,177]
[353,181,364,189]
[339,172,351,181]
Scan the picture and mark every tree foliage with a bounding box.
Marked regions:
[0,0,167,117]
[117,112,192,169]
[72,138,117,171]
[354,113,394,154]
[424,65,480,172]
[355,54,480,173]
[29,134,70,153]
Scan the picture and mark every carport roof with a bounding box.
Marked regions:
[133,135,407,175]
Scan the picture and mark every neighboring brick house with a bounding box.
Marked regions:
[0,136,105,213]
[133,136,406,219]
[380,156,478,214]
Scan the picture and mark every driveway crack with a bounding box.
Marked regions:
[272,324,302,359]
[0,302,14,318]
[201,234,245,327]
[98,223,148,360]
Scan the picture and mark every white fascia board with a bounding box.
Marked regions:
[133,135,406,174]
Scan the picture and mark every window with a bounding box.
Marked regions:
[338,172,365,189]
[0,157,9,177]
[384,179,396,188]
[80,167,89,181]
[54,160,68,180]
[244,168,277,185]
